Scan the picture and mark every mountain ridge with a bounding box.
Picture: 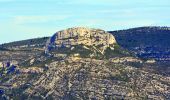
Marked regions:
[1,26,169,61]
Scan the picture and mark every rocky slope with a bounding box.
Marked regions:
[17,57,169,100]
[46,27,116,55]
[0,27,170,100]
[44,27,130,59]
[1,56,170,99]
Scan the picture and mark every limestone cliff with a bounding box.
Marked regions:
[46,27,117,54]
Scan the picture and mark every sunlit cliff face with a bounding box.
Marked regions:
[45,27,117,54]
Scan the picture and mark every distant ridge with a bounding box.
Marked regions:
[110,26,170,61]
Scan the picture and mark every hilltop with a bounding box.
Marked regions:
[45,27,130,59]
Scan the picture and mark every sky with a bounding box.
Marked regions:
[0,0,170,44]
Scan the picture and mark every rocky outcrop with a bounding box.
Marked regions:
[46,27,117,54]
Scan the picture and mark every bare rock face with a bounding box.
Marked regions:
[46,27,117,54]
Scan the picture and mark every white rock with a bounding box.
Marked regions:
[46,27,117,54]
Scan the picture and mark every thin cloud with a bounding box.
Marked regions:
[13,15,71,25]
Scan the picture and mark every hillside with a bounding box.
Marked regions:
[0,37,49,50]
[110,26,170,61]
[0,27,170,99]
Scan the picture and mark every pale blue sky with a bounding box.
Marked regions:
[0,0,170,44]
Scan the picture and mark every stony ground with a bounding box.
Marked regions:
[1,56,170,100]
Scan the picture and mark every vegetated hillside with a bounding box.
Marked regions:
[0,47,9,51]
[0,37,49,64]
[110,26,170,61]
[0,37,49,50]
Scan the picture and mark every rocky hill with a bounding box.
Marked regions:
[45,27,129,59]
[0,27,170,99]
[47,27,116,49]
